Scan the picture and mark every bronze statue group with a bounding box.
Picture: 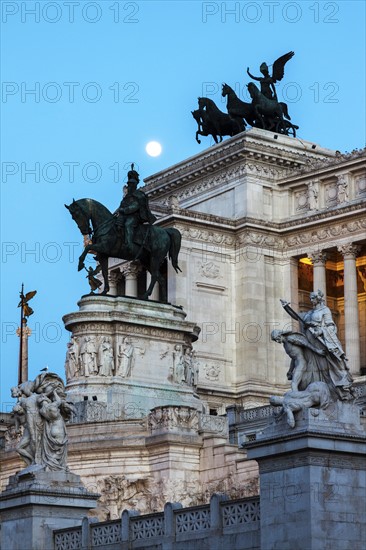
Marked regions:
[192,51,299,144]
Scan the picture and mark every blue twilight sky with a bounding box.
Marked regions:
[1,0,365,408]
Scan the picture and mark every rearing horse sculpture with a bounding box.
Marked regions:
[65,198,181,301]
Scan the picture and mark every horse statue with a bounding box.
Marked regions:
[221,83,257,128]
[191,108,215,144]
[247,82,298,137]
[65,198,181,301]
[192,97,244,144]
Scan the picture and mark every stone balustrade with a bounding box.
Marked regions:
[53,494,260,549]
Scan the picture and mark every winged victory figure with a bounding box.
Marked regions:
[247,51,295,101]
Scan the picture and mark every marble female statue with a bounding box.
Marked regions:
[80,336,97,376]
[117,337,134,377]
[173,345,185,384]
[65,336,79,379]
[38,390,73,471]
[98,337,115,376]
[10,372,74,471]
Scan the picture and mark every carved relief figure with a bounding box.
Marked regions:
[308,181,319,210]
[204,364,220,381]
[172,344,185,384]
[98,337,114,376]
[200,261,220,279]
[184,348,195,385]
[65,336,79,379]
[80,336,97,376]
[337,174,349,204]
[98,475,150,519]
[117,337,134,377]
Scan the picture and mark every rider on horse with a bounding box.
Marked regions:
[247,62,277,101]
[247,52,295,102]
[115,164,156,247]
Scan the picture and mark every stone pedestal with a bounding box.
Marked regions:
[246,402,366,550]
[0,466,99,550]
[63,296,204,419]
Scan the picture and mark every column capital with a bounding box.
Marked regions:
[337,243,361,259]
[121,261,141,278]
[308,250,327,265]
[108,269,122,284]
[16,326,32,337]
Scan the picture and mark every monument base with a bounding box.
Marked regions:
[0,465,99,550]
[63,296,205,419]
[246,401,366,550]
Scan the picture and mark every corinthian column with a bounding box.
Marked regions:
[308,250,327,298]
[122,261,140,298]
[338,243,361,375]
[108,270,121,296]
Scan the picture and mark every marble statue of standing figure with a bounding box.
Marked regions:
[280,290,353,399]
[183,348,196,386]
[98,337,114,376]
[117,337,134,377]
[80,336,97,377]
[308,181,319,210]
[173,344,185,384]
[10,372,74,471]
[38,390,73,471]
[337,174,349,204]
[65,336,79,379]
[11,382,43,466]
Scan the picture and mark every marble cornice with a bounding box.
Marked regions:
[155,200,366,236]
[143,129,335,198]
[155,206,365,254]
[286,147,366,182]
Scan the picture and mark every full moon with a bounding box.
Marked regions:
[146,141,162,157]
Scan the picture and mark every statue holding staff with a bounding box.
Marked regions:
[278,290,353,400]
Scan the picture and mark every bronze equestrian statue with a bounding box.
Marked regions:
[66,166,181,301]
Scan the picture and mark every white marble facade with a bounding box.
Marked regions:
[105,129,366,410]
[2,129,365,522]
